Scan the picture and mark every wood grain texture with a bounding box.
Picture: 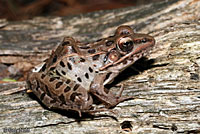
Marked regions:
[0,0,200,133]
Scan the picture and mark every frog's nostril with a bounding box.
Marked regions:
[141,38,147,43]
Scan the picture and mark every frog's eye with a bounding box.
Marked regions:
[117,37,134,52]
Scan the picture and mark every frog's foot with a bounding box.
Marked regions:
[108,84,135,108]
[91,89,135,109]
[106,96,135,109]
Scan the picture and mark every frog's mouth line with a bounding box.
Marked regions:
[99,43,154,71]
[129,45,153,59]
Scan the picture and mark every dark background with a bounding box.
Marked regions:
[0,0,164,21]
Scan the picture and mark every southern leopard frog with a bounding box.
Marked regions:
[27,25,155,116]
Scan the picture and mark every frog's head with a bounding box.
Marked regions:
[100,25,155,72]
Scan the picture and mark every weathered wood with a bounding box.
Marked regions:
[0,0,200,133]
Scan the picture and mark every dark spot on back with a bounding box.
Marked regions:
[41,64,46,72]
[45,85,52,97]
[62,41,70,46]
[49,77,56,82]
[77,77,82,82]
[49,72,53,75]
[64,86,71,92]
[108,35,114,38]
[106,40,114,46]
[60,61,65,67]
[55,77,60,79]
[73,84,80,91]
[56,70,61,76]
[85,73,89,79]
[80,46,90,49]
[71,46,77,53]
[40,93,46,100]
[92,54,100,60]
[56,82,63,89]
[80,58,85,62]
[53,55,57,63]
[61,70,66,75]
[88,49,96,54]
[70,92,81,101]
[66,79,71,84]
[96,38,102,42]
[67,62,72,70]
[58,94,65,104]
[88,67,93,73]
[41,74,46,79]
[49,67,56,71]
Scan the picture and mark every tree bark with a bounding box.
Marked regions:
[0,0,200,133]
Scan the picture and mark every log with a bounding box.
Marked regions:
[0,0,200,133]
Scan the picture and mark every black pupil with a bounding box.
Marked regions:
[120,40,133,52]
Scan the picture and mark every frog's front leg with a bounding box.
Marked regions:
[90,73,134,108]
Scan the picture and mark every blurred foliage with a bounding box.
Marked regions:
[0,0,162,21]
[2,78,17,82]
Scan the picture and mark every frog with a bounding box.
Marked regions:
[26,25,155,117]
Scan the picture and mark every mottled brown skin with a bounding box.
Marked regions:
[27,25,155,117]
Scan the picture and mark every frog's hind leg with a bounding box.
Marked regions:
[26,72,60,110]
[27,72,94,117]
[27,72,62,109]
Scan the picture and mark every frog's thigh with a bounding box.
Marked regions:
[31,85,81,112]
[37,75,93,111]
[27,79,57,109]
